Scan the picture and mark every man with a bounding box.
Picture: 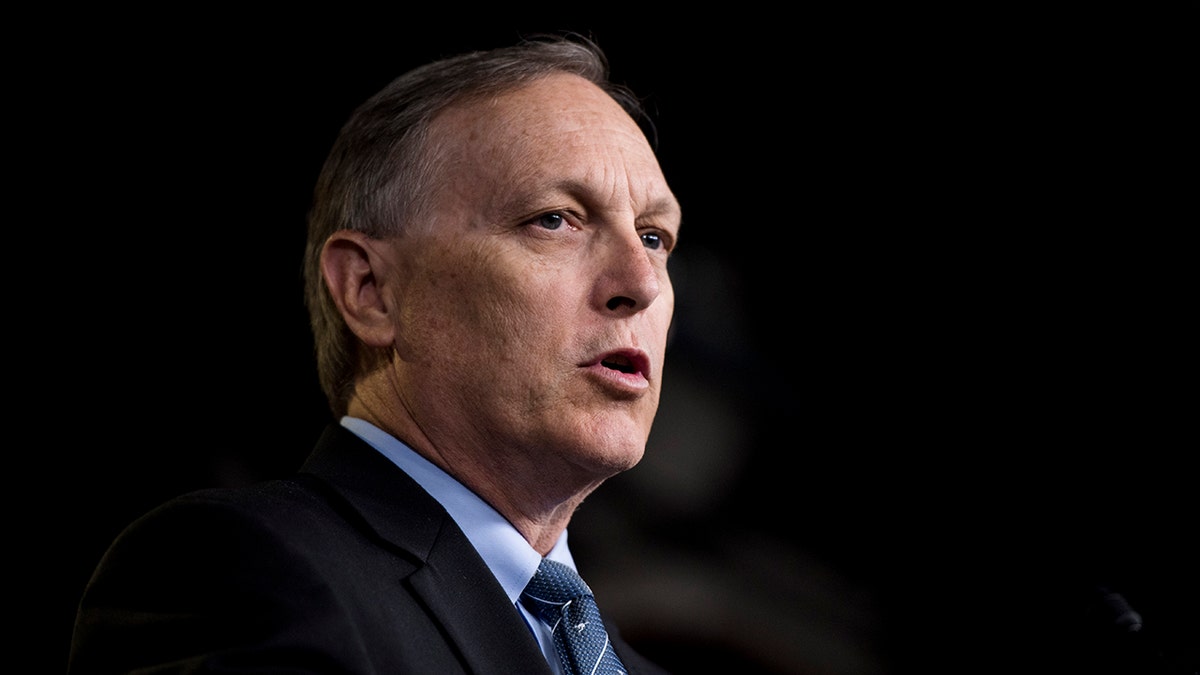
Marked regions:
[69,34,679,674]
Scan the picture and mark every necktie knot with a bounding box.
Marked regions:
[520,558,627,675]
[521,558,593,625]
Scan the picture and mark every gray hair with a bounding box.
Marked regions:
[302,33,649,417]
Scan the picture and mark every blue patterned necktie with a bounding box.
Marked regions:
[520,558,628,675]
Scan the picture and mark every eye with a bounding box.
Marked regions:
[533,212,566,230]
[641,231,674,252]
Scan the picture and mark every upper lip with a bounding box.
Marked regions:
[585,348,651,379]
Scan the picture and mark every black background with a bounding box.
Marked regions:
[22,8,1196,674]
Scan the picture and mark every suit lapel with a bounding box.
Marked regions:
[302,424,553,675]
[409,529,553,675]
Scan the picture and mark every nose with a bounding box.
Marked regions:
[594,228,662,314]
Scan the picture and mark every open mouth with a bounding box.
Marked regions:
[601,354,638,374]
[591,349,650,379]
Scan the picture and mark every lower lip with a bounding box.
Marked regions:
[582,363,650,393]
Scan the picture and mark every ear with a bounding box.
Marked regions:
[320,230,397,348]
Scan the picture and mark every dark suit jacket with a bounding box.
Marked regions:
[69,424,669,674]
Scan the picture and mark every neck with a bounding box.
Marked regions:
[345,393,603,556]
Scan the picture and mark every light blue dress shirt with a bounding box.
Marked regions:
[340,416,571,674]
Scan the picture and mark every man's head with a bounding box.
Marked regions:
[305,34,680,495]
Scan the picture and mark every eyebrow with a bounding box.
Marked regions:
[641,195,683,226]
[500,178,681,226]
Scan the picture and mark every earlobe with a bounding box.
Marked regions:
[320,231,396,348]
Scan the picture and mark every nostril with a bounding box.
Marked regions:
[606,296,636,310]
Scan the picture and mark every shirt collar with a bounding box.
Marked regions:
[338,416,575,602]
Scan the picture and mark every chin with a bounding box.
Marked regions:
[552,409,653,473]
[579,432,647,474]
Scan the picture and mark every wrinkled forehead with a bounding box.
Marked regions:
[426,72,677,218]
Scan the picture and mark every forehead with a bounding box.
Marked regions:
[438,72,639,145]
[427,73,677,218]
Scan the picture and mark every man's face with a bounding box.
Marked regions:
[388,72,681,482]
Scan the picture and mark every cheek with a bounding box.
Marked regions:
[407,255,567,361]
[477,281,577,363]
[652,282,676,342]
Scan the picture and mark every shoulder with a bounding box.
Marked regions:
[157,475,333,524]
[70,474,428,674]
[71,477,419,672]
[91,477,353,590]
[108,472,412,576]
